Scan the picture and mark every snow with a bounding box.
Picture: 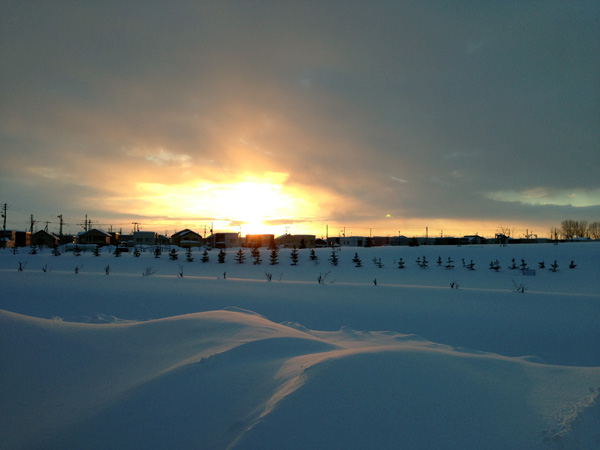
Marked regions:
[1,242,599,450]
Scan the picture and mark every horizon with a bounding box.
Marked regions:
[0,208,582,240]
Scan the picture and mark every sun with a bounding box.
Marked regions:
[214,181,295,232]
[133,172,310,234]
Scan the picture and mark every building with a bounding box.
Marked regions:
[326,236,366,247]
[132,231,158,246]
[77,229,111,246]
[245,234,275,248]
[208,232,241,249]
[3,231,31,248]
[274,234,316,248]
[31,230,60,248]
[171,229,204,248]
[460,235,487,245]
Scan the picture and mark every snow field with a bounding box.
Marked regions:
[1,242,599,449]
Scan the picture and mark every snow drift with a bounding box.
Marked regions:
[1,243,599,449]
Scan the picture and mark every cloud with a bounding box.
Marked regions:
[0,1,598,236]
[485,188,600,208]
[128,148,192,168]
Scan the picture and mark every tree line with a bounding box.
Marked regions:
[551,220,600,240]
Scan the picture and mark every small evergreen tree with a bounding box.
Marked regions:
[352,252,362,267]
[234,248,246,264]
[290,246,299,265]
[52,244,61,256]
[372,257,383,268]
[329,250,339,266]
[169,248,178,260]
[218,248,226,263]
[309,249,318,261]
[489,260,500,271]
[93,245,100,257]
[73,245,81,256]
[269,247,279,265]
[113,246,122,257]
[251,246,261,265]
[201,248,210,263]
[133,247,141,257]
[154,247,162,258]
[185,247,194,262]
[397,258,405,269]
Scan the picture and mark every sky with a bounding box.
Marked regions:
[1,1,599,239]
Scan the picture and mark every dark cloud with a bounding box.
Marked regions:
[1,1,598,236]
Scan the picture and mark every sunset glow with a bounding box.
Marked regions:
[132,173,316,235]
[1,2,598,239]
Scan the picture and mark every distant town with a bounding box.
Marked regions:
[2,222,596,251]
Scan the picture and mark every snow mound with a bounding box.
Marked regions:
[543,387,600,449]
[2,308,599,450]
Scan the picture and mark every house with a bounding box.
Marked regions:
[245,234,275,248]
[77,229,111,246]
[3,231,31,248]
[171,229,204,248]
[208,233,240,249]
[314,238,328,247]
[371,236,400,247]
[31,230,60,248]
[108,232,120,246]
[157,234,170,246]
[274,234,316,248]
[326,236,366,247]
[434,236,460,246]
[461,235,487,245]
[390,235,411,246]
[118,234,134,247]
[132,231,158,246]
[0,230,12,248]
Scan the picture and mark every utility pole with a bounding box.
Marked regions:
[30,214,36,233]
[57,215,63,238]
[132,222,141,232]
[1,203,6,248]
